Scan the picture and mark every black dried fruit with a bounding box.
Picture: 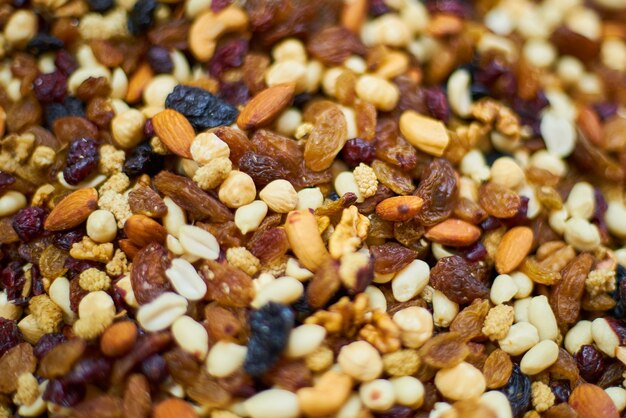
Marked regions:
[147,46,173,74]
[141,354,168,384]
[34,333,67,359]
[128,0,157,35]
[27,34,64,56]
[43,379,86,407]
[63,138,99,185]
[1,261,26,301]
[12,206,47,242]
[429,256,490,305]
[499,365,531,417]
[64,357,112,384]
[612,264,626,319]
[575,344,606,383]
[244,302,295,377]
[165,85,238,130]
[0,318,23,357]
[53,229,85,252]
[87,0,113,12]
[123,142,164,177]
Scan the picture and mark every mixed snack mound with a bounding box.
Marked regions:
[0,0,626,416]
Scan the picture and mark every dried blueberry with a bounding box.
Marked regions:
[64,357,112,385]
[342,138,375,168]
[292,293,315,323]
[53,229,85,252]
[141,354,168,384]
[45,102,69,127]
[576,344,606,383]
[594,102,618,121]
[244,302,295,377]
[458,241,487,262]
[147,46,173,74]
[27,33,64,56]
[34,333,67,359]
[369,0,390,16]
[165,85,238,130]
[63,138,99,185]
[31,264,44,296]
[499,364,531,417]
[12,206,47,242]
[123,142,164,177]
[0,318,23,357]
[63,96,86,117]
[43,379,86,407]
[33,71,67,103]
[128,0,157,35]
[87,0,113,12]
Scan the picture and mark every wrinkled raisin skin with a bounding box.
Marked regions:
[414,158,457,225]
[429,256,490,305]
[165,85,238,130]
[499,364,531,417]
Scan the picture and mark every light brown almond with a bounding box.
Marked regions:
[237,83,296,130]
[119,238,141,261]
[152,109,195,159]
[425,219,481,247]
[569,383,619,418]
[125,63,153,104]
[285,210,329,271]
[100,321,137,357]
[124,214,167,248]
[495,226,534,274]
[44,188,98,231]
[153,398,198,418]
[577,105,604,147]
[375,196,424,222]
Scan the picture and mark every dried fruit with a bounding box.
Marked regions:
[550,253,594,330]
[200,259,254,308]
[130,242,172,304]
[165,85,238,130]
[307,26,365,65]
[479,182,521,219]
[38,338,86,379]
[306,258,341,308]
[372,159,416,196]
[414,158,457,225]
[430,256,490,304]
[128,185,168,217]
[304,106,348,171]
[449,299,490,341]
[500,364,531,417]
[483,349,513,389]
[419,332,469,369]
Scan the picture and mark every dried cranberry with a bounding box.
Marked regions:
[64,257,102,279]
[123,142,164,178]
[141,354,168,384]
[31,264,44,296]
[34,333,67,359]
[210,0,231,11]
[575,345,607,383]
[218,81,250,107]
[63,138,99,185]
[53,229,85,251]
[0,318,23,357]
[594,102,618,121]
[43,379,86,407]
[143,118,155,138]
[369,0,390,16]
[33,71,67,103]
[502,196,529,227]
[423,86,450,123]
[480,216,503,231]
[209,38,248,77]
[459,241,487,262]
[147,46,173,74]
[342,138,375,167]
[65,357,112,385]
[549,380,570,404]
[55,50,78,76]
[0,171,16,192]
[27,33,64,56]
[12,206,47,242]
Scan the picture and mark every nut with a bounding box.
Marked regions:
[165,257,208,301]
[393,306,433,348]
[206,341,247,378]
[218,170,256,208]
[136,292,188,332]
[152,109,196,158]
[297,371,353,417]
[124,214,167,248]
[44,188,98,231]
[434,362,486,401]
[190,132,230,165]
[391,376,424,408]
[359,379,395,411]
[569,383,619,418]
[235,200,269,234]
[259,179,299,213]
[375,196,424,222]
[338,340,383,382]
[244,389,300,418]
[237,83,296,130]
[520,339,559,375]
[285,324,326,358]
[527,295,558,341]
[425,219,481,247]
[285,210,329,271]
[100,320,138,357]
[153,398,197,418]
[86,209,118,243]
[0,191,27,217]
[171,315,208,360]
[178,224,220,260]
[355,75,399,111]
[399,110,450,157]
[495,226,534,274]
[252,276,304,308]
[111,108,146,149]
[189,6,248,61]
[391,259,430,303]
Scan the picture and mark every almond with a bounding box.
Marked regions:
[375,196,424,222]
[569,383,619,418]
[495,226,534,274]
[237,83,296,130]
[152,109,196,159]
[577,106,604,147]
[44,188,98,231]
[425,218,481,246]
[100,321,137,357]
[119,239,141,261]
[125,63,153,104]
[153,398,198,418]
[124,214,167,248]
[285,210,329,271]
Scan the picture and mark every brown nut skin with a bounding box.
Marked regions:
[153,398,198,418]
[495,226,534,274]
[375,196,424,222]
[124,214,167,248]
[44,188,98,231]
[100,321,138,357]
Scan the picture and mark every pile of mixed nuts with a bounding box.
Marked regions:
[0,0,626,416]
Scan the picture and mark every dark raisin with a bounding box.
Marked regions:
[594,102,618,121]
[27,33,64,56]
[33,71,67,103]
[342,138,375,167]
[426,0,469,17]
[218,81,250,107]
[12,206,47,242]
[423,86,450,123]
[63,96,86,117]
[43,379,86,407]
[87,0,114,12]
[123,142,165,177]
[53,229,85,252]
[1,261,25,301]
[64,357,112,384]
[499,364,531,417]
[165,85,238,130]
[209,38,248,77]
[210,0,231,11]
[612,264,626,319]
[549,380,570,404]
[414,158,457,226]
[141,354,168,384]
[480,216,503,231]
[143,118,155,138]
[31,264,44,296]
[127,0,157,35]
[238,151,289,187]
[0,318,23,357]
[34,333,67,359]
[369,0,390,16]
[575,345,606,383]
[0,171,16,192]
[244,302,295,377]
[429,256,490,305]
[501,196,529,227]
[63,138,99,185]
[55,50,78,76]
[147,46,173,74]
[458,242,487,262]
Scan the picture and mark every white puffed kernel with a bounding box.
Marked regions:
[490,274,518,305]
[564,320,592,355]
[391,259,430,303]
[235,200,268,235]
[207,341,247,378]
[359,379,395,411]
[520,340,559,375]
[528,295,558,341]
[286,324,326,358]
[498,322,540,356]
[172,315,208,360]
[244,389,300,418]
[435,362,486,401]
